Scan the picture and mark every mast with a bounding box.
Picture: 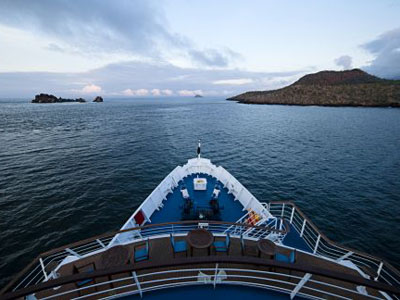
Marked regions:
[197,140,201,158]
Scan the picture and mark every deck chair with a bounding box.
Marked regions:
[170,234,188,257]
[275,249,296,264]
[73,262,97,297]
[213,234,230,254]
[134,239,149,262]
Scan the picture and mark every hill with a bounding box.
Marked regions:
[227,69,400,107]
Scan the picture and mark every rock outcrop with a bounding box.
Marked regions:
[93,96,104,103]
[227,69,400,107]
[31,94,86,103]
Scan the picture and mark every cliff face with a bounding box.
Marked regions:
[227,69,400,107]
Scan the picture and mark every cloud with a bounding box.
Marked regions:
[151,89,161,96]
[0,0,168,56]
[0,61,310,98]
[81,84,102,94]
[213,78,253,85]
[178,90,203,97]
[122,88,149,96]
[161,89,173,96]
[334,55,353,70]
[189,48,241,68]
[0,0,240,68]
[361,27,400,79]
[45,43,66,53]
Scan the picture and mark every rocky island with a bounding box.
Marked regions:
[32,94,104,103]
[32,94,86,103]
[93,96,103,103]
[227,69,400,107]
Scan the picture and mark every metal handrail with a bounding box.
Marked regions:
[1,256,399,300]
[1,219,289,295]
[268,201,400,291]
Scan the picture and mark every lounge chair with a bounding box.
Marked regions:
[170,234,188,257]
[213,234,230,254]
[275,249,296,264]
[134,239,149,262]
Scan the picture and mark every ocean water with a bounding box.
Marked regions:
[0,97,399,287]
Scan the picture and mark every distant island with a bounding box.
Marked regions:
[194,94,203,98]
[31,93,104,103]
[93,96,103,103]
[227,69,400,107]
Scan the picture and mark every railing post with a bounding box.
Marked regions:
[281,203,285,218]
[96,239,106,248]
[289,207,295,224]
[213,263,219,288]
[65,248,82,258]
[313,234,321,254]
[375,262,383,281]
[300,219,306,237]
[132,271,142,298]
[39,258,48,281]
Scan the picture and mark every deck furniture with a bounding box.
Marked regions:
[100,245,130,269]
[183,198,193,216]
[240,235,257,256]
[213,234,230,255]
[193,177,207,190]
[74,263,95,286]
[181,187,190,199]
[186,228,214,256]
[134,239,149,262]
[275,249,296,264]
[257,239,276,259]
[170,234,188,257]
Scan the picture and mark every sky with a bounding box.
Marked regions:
[0,0,399,98]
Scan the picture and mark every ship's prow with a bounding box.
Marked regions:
[2,153,400,300]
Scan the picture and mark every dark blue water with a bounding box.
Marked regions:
[0,98,399,287]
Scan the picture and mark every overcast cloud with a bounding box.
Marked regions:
[334,55,353,70]
[0,0,237,68]
[0,61,309,98]
[0,1,399,97]
[362,27,400,79]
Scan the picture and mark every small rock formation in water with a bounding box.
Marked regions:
[93,96,104,103]
[194,94,203,98]
[31,93,86,103]
[227,69,400,107]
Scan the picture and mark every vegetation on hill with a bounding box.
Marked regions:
[227,69,400,107]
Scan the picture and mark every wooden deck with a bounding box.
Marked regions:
[32,236,390,299]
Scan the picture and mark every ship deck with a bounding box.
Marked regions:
[150,173,245,223]
[150,173,312,253]
[35,235,380,300]
[2,161,400,299]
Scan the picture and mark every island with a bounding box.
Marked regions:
[32,94,86,103]
[194,94,203,98]
[31,94,105,103]
[227,69,400,107]
[93,96,103,103]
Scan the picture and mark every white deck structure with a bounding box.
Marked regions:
[110,157,274,246]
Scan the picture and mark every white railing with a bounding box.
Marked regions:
[268,201,400,298]
[4,221,285,294]
[111,157,274,246]
[36,265,387,300]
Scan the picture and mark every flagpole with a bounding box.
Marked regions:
[197,140,201,158]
